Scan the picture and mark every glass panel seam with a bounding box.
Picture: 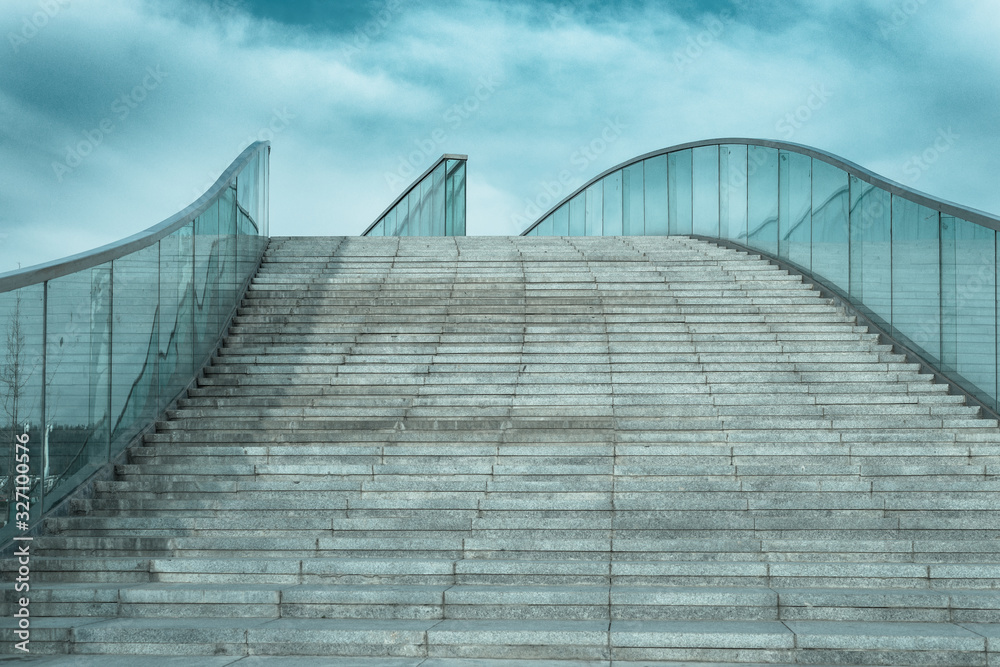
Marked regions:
[40,280,48,514]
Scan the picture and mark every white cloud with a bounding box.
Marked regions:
[1,0,998,276]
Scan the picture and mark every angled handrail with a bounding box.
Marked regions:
[362,154,467,236]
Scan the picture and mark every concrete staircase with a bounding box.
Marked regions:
[4,235,1000,664]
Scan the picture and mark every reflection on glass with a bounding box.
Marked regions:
[363,157,467,236]
[810,159,849,293]
[892,197,941,361]
[538,215,553,236]
[779,150,812,270]
[111,245,159,449]
[692,145,720,236]
[159,224,195,401]
[721,145,748,242]
[45,264,113,507]
[516,140,1000,418]
[553,204,570,236]
[849,178,891,327]
[194,204,220,350]
[0,143,269,540]
[643,156,668,236]
[405,188,421,237]
[668,149,693,235]
[445,159,466,236]
[747,146,779,256]
[585,182,603,235]
[569,194,585,236]
[622,163,644,236]
[0,285,44,528]
[603,170,623,235]
[941,216,997,408]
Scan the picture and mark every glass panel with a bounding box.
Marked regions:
[159,223,195,405]
[849,178,892,327]
[44,264,112,510]
[384,208,397,237]
[218,183,238,314]
[0,144,268,540]
[721,144,748,242]
[236,153,260,229]
[0,284,44,534]
[418,177,432,236]
[643,156,668,236]
[236,203,254,288]
[668,149,693,235]
[891,197,941,361]
[445,160,466,236]
[400,190,418,237]
[537,215,553,236]
[810,159,850,293]
[692,145,720,237]
[779,150,812,270]
[552,204,570,236]
[941,216,997,408]
[622,163,644,236]
[433,162,446,236]
[261,149,269,236]
[111,244,159,452]
[603,170,623,235]
[193,205,220,351]
[366,158,466,236]
[585,182,603,236]
[569,193,585,236]
[747,146,779,256]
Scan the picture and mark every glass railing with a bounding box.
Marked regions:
[0,141,270,541]
[362,154,467,236]
[521,139,1000,413]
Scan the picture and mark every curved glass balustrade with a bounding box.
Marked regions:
[362,154,467,236]
[0,141,270,540]
[521,138,1000,413]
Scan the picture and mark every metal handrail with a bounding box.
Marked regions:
[0,141,271,293]
[361,153,468,236]
[520,138,1000,235]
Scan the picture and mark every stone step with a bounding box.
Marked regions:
[21,235,1000,661]
[2,617,996,663]
[9,582,1000,624]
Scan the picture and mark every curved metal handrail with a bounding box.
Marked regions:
[0,141,271,544]
[520,138,1000,235]
[0,141,271,293]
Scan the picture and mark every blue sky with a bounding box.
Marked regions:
[1,0,998,274]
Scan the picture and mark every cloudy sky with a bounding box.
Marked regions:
[1,0,998,275]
